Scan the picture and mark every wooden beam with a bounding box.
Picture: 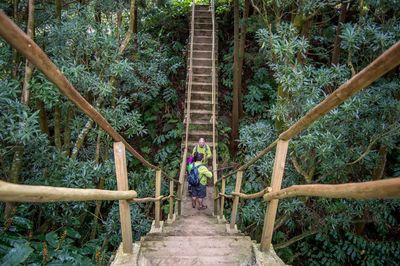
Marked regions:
[260,140,289,252]
[264,177,400,201]
[280,41,400,141]
[0,180,137,202]
[230,170,243,229]
[0,11,158,170]
[155,170,161,228]
[113,142,133,254]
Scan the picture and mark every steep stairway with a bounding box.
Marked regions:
[137,187,255,265]
[184,4,217,149]
[111,4,285,266]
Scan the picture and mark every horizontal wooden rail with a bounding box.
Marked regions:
[279,41,400,141]
[0,11,158,170]
[218,193,233,199]
[232,187,272,199]
[263,177,400,201]
[130,195,163,203]
[0,180,137,202]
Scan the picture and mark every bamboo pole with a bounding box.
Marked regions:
[0,11,158,170]
[264,177,400,201]
[155,170,161,228]
[113,142,133,254]
[230,170,243,229]
[130,195,163,203]
[0,180,137,202]
[260,140,289,252]
[279,41,400,141]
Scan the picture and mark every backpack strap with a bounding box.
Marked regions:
[195,145,198,154]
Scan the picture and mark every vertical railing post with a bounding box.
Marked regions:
[219,177,226,219]
[230,170,243,229]
[260,139,289,251]
[113,142,133,254]
[155,169,161,228]
[168,180,174,220]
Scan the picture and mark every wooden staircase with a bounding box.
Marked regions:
[184,4,217,149]
[137,187,255,265]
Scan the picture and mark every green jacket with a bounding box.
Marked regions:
[194,162,212,186]
[192,144,212,164]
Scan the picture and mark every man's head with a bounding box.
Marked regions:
[198,138,205,148]
[194,152,204,162]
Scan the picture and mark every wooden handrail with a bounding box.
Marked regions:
[0,11,159,171]
[130,195,163,203]
[263,177,400,201]
[279,41,400,141]
[232,187,272,199]
[216,41,400,184]
[0,180,137,202]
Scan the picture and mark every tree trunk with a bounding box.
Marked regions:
[355,145,387,235]
[237,0,250,118]
[70,119,94,160]
[230,0,240,154]
[5,0,35,220]
[12,0,20,78]
[118,0,136,55]
[63,106,74,156]
[55,0,61,20]
[331,2,347,65]
[54,106,62,150]
[37,100,49,136]
[21,0,35,103]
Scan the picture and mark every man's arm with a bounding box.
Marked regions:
[200,166,212,178]
[206,145,212,159]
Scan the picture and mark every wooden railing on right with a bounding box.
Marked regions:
[214,41,400,252]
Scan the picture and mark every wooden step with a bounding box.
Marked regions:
[192,74,212,83]
[193,58,212,67]
[194,29,213,37]
[192,43,213,51]
[193,66,212,75]
[193,50,213,58]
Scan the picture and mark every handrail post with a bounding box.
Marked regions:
[219,177,226,219]
[113,142,133,254]
[155,170,161,228]
[168,179,174,221]
[260,140,289,251]
[230,170,243,229]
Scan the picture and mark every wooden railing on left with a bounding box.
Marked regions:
[0,11,178,255]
